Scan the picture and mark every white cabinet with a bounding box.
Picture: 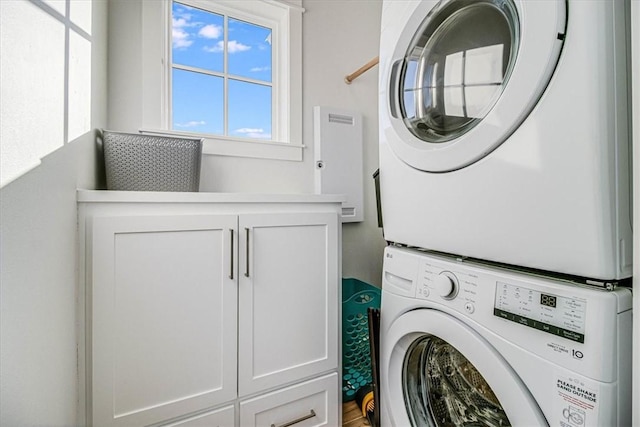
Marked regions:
[78,191,342,427]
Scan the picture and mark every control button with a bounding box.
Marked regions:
[417,286,430,299]
[433,272,458,300]
[464,302,475,314]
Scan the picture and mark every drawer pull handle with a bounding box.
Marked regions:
[271,409,316,427]
[229,229,234,280]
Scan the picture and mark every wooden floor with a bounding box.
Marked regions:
[343,400,369,427]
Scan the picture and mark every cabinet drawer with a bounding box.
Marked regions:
[239,373,338,427]
[161,405,234,427]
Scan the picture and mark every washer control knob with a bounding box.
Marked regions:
[433,272,458,300]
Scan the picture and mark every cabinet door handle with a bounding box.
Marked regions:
[271,409,316,427]
[244,227,250,277]
[229,229,234,280]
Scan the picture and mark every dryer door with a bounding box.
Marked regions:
[382,309,548,426]
[382,0,566,172]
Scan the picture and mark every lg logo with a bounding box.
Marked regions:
[572,349,584,359]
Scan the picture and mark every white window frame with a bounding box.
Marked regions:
[143,0,304,161]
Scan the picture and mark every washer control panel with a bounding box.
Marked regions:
[417,259,478,308]
[494,282,586,343]
[413,253,587,343]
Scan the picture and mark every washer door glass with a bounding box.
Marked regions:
[403,335,510,426]
[401,0,519,143]
[382,309,548,426]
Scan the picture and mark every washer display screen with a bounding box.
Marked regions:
[494,282,586,343]
[540,293,557,308]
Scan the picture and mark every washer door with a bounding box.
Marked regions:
[383,0,566,172]
[383,309,548,426]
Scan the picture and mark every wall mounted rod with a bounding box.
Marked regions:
[345,56,379,84]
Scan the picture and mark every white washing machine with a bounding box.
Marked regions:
[378,0,633,282]
[379,246,632,427]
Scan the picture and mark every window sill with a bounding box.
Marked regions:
[140,129,305,161]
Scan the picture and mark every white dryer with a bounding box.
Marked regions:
[378,0,633,282]
[379,246,632,426]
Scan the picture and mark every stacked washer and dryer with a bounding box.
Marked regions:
[376,0,633,426]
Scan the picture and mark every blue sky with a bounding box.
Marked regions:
[171,2,272,140]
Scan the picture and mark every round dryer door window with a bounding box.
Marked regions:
[383,0,566,172]
[382,310,548,426]
[400,0,519,144]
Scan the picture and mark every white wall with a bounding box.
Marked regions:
[0,1,108,425]
[302,0,385,287]
[108,0,386,286]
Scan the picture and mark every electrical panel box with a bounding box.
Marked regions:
[313,106,363,223]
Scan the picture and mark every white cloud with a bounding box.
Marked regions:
[228,40,251,53]
[172,13,200,29]
[203,41,224,53]
[235,128,271,139]
[172,17,189,29]
[173,6,197,25]
[175,120,206,128]
[172,14,200,49]
[172,27,193,49]
[250,66,271,72]
[171,8,205,49]
[205,40,251,54]
[199,24,222,39]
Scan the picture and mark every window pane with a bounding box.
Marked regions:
[172,2,223,73]
[228,79,271,140]
[228,18,272,83]
[172,68,223,135]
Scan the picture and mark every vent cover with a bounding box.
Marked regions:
[328,113,354,125]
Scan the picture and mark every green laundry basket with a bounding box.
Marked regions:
[342,278,381,402]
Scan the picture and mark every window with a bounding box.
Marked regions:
[152,0,303,160]
[0,0,93,186]
[172,1,274,139]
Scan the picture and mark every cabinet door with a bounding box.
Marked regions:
[90,214,237,426]
[238,213,339,396]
